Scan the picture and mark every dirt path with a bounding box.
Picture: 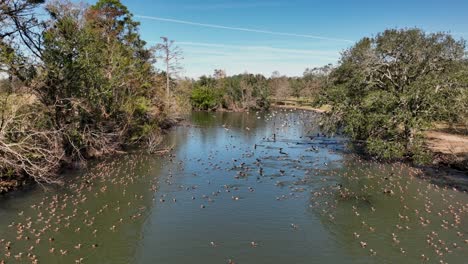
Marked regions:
[425,131,468,156]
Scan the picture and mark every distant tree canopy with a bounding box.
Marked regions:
[182,67,334,112]
[321,28,467,162]
[188,72,270,111]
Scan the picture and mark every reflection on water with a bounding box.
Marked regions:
[0,110,467,264]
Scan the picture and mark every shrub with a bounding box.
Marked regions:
[190,86,220,111]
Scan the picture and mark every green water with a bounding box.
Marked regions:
[0,110,467,264]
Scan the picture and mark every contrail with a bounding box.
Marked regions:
[176,41,338,57]
[181,2,283,10]
[135,15,354,43]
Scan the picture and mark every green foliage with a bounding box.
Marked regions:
[268,66,333,101]
[169,78,193,115]
[132,96,152,115]
[366,138,406,160]
[32,0,163,158]
[0,0,167,184]
[187,72,271,111]
[180,68,331,112]
[321,28,467,162]
[190,86,221,111]
[410,136,433,165]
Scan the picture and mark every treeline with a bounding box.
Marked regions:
[0,0,167,189]
[319,29,468,164]
[174,66,332,111]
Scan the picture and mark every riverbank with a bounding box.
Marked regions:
[271,104,468,191]
[272,104,327,113]
[422,128,468,191]
[269,97,330,113]
[0,115,183,195]
[425,130,468,169]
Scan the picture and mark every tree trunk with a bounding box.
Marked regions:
[404,124,414,154]
[165,51,169,100]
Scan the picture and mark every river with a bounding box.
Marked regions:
[0,110,467,264]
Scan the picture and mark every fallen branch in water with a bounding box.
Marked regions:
[0,95,65,186]
[150,145,174,155]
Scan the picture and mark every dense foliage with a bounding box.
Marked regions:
[0,0,166,186]
[190,86,220,111]
[180,68,331,112]
[320,29,467,162]
[186,73,270,111]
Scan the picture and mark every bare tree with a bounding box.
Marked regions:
[0,94,64,186]
[270,71,291,100]
[0,0,45,59]
[156,37,183,99]
[213,69,226,79]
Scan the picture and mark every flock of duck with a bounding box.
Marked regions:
[0,109,466,264]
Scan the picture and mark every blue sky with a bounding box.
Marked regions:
[82,0,468,78]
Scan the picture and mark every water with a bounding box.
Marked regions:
[0,110,467,264]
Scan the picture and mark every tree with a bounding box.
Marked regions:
[1,0,168,187]
[289,77,304,98]
[301,64,333,99]
[213,69,226,79]
[0,94,64,184]
[0,0,45,58]
[186,72,271,111]
[269,71,291,99]
[190,86,220,111]
[321,28,466,161]
[156,37,183,99]
[36,0,162,159]
[1,0,46,85]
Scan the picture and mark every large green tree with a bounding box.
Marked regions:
[36,0,163,159]
[321,28,466,161]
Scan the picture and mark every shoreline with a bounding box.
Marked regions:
[2,109,466,196]
[0,117,183,196]
[271,104,327,113]
[271,104,468,191]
